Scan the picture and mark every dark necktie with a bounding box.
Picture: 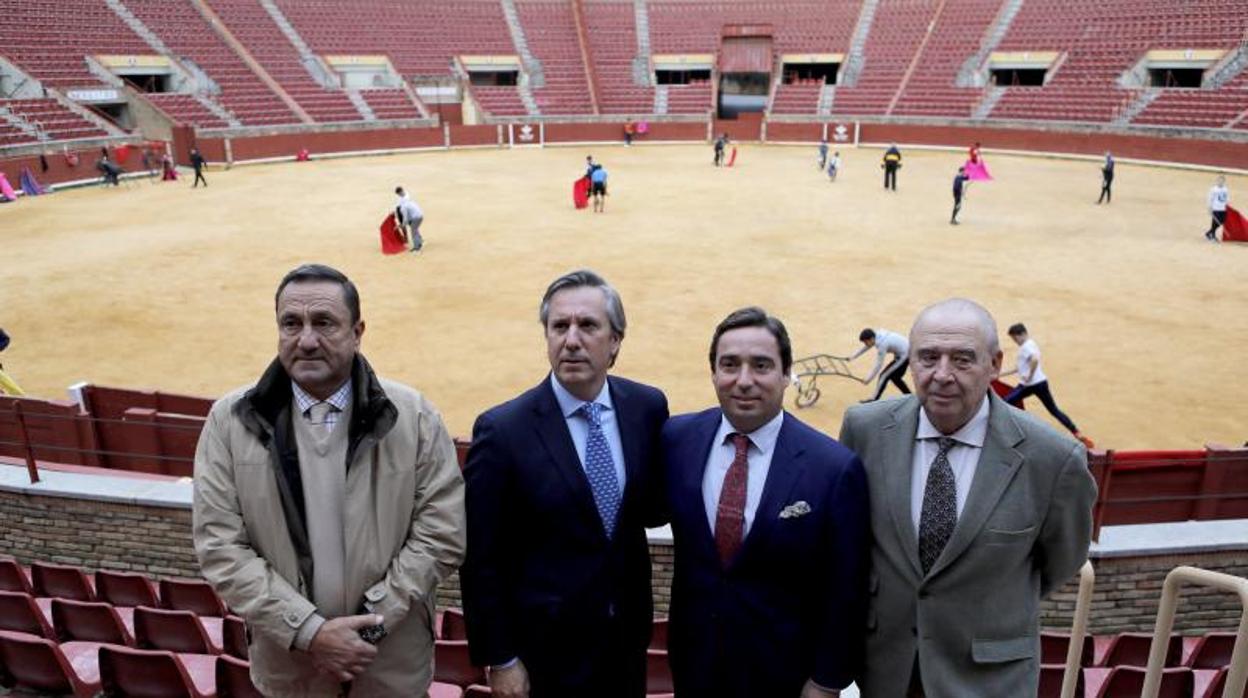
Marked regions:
[580,402,622,538]
[714,433,750,568]
[918,437,958,574]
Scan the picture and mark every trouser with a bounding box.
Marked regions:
[1207,210,1227,238]
[952,194,963,222]
[193,169,207,187]
[714,148,724,166]
[871,357,911,401]
[405,214,424,250]
[1099,175,1113,203]
[1004,380,1079,434]
[884,165,898,190]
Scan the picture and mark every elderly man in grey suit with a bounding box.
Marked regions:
[839,298,1096,698]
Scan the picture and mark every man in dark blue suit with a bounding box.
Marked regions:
[663,307,870,698]
[461,270,669,698]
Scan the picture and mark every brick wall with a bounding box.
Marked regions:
[4,488,1244,635]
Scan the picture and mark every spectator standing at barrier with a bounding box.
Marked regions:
[590,163,608,213]
[461,270,668,698]
[714,133,728,167]
[160,152,178,181]
[662,307,869,698]
[839,298,1096,698]
[395,186,424,252]
[192,263,465,697]
[190,148,208,188]
[623,120,635,146]
[951,166,969,225]
[1097,151,1114,204]
[1206,175,1230,242]
[1001,323,1094,449]
[882,143,902,191]
[849,327,911,402]
[0,328,24,396]
[817,138,829,170]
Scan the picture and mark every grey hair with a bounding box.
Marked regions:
[910,298,1000,354]
[538,269,627,339]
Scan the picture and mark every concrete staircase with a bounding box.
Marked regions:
[633,0,652,86]
[972,85,1006,119]
[0,105,43,141]
[347,90,376,121]
[957,0,1025,87]
[654,84,669,114]
[1208,41,1248,88]
[500,0,545,88]
[193,93,242,127]
[817,84,836,116]
[518,82,540,116]
[106,0,199,92]
[1115,88,1160,125]
[840,0,880,87]
[258,0,340,89]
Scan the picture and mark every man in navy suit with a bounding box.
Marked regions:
[663,307,870,698]
[461,269,669,698]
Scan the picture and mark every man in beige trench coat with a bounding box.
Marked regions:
[193,263,466,697]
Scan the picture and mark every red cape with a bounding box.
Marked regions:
[573,176,590,209]
[379,213,408,254]
[1223,205,1248,242]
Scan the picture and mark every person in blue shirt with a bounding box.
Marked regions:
[590,164,608,213]
[951,166,969,225]
[1097,151,1114,204]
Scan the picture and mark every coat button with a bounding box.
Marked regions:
[911,627,917,636]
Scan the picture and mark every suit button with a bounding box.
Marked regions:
[918,590,929,600]
[910,627,917,636]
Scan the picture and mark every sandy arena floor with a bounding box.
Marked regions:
[0,144,1243,449]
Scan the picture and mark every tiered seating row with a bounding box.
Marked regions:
[518,2,594,115]
[584,2,653,115]
[361,88,424,120]
[0,99,108,142]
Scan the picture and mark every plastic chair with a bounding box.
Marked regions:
[30,562,95,601]
[441,606,468,640]
[134,606,222,654]
[0,629,101,697]
[1186,632,1236,669]
[0,590,54,638]
[651,617,669,650]
[222,615,249,660]
[0,559,32,594]
[646,648,674,694]
[98,644,217,698]
[51,597,134,645]
[215,654,261,698]
[160,579,228,617]
[1040,630,1094,666]
[96,570,159,608]
[1099,632,1183,667]
[1038,663,1083,698]
[1092,665,1193,698]
[433,639,486,688]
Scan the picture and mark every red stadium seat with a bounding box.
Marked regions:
[1038,663,1082,698]
[1090,665,1193,698]
[1098,632,1183,668]
[433,639,486,688]
[222,615,248,660]
[646,648,674,694]
[0,629,101,697]
[134,606,222,654]
[1040,631,1095,666]
[31,562,95,601]
[51,597,134,645]
[1186,632,1236,669]
[0,560,33,595]
[651,617,668,650]
[0,590,54,639]
[98,644,217,698]
[215,654,261,698]
[1202,666,1248,698]
[441,606,468,640]
[160,579,228,617]
[96,570,159,608]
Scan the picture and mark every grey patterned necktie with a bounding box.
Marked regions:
[307,402,334,433]
[918,437,958,574]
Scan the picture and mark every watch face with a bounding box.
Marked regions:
[358,624,388,645]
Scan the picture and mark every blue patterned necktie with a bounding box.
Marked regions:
[918,437,958,574]
[580,402,622,538]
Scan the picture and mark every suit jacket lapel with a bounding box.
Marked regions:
[682,410,724,562]
[532,378,603,532]
[609,377,644,509]
[740,413,806,560]
[885,399,924,579]
[927,393,1025,579]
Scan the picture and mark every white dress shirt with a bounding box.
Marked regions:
[550,374,626,494]
[1015,338,1047,386]
[911,397,990,534]
[702,411,784,537]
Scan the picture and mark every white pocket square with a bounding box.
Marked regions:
[779,501,812,519]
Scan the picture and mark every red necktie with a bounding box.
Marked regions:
[714,433,750,568]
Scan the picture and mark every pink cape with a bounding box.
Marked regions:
[963,159,993,181]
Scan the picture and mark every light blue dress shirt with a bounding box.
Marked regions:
[550,374,627,494]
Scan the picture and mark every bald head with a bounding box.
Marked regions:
[908,298,1003,435]
[910,298,1000,355]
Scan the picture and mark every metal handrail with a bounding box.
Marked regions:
[1142,566,1248,698]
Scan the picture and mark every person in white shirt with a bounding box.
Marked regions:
[1001,323,1094,449]
[394,186,424,252]
[827,151,840,182]
[849,328,911,402]
[1206,175,1229,242]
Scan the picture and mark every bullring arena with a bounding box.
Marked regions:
[2,0,1248,695]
